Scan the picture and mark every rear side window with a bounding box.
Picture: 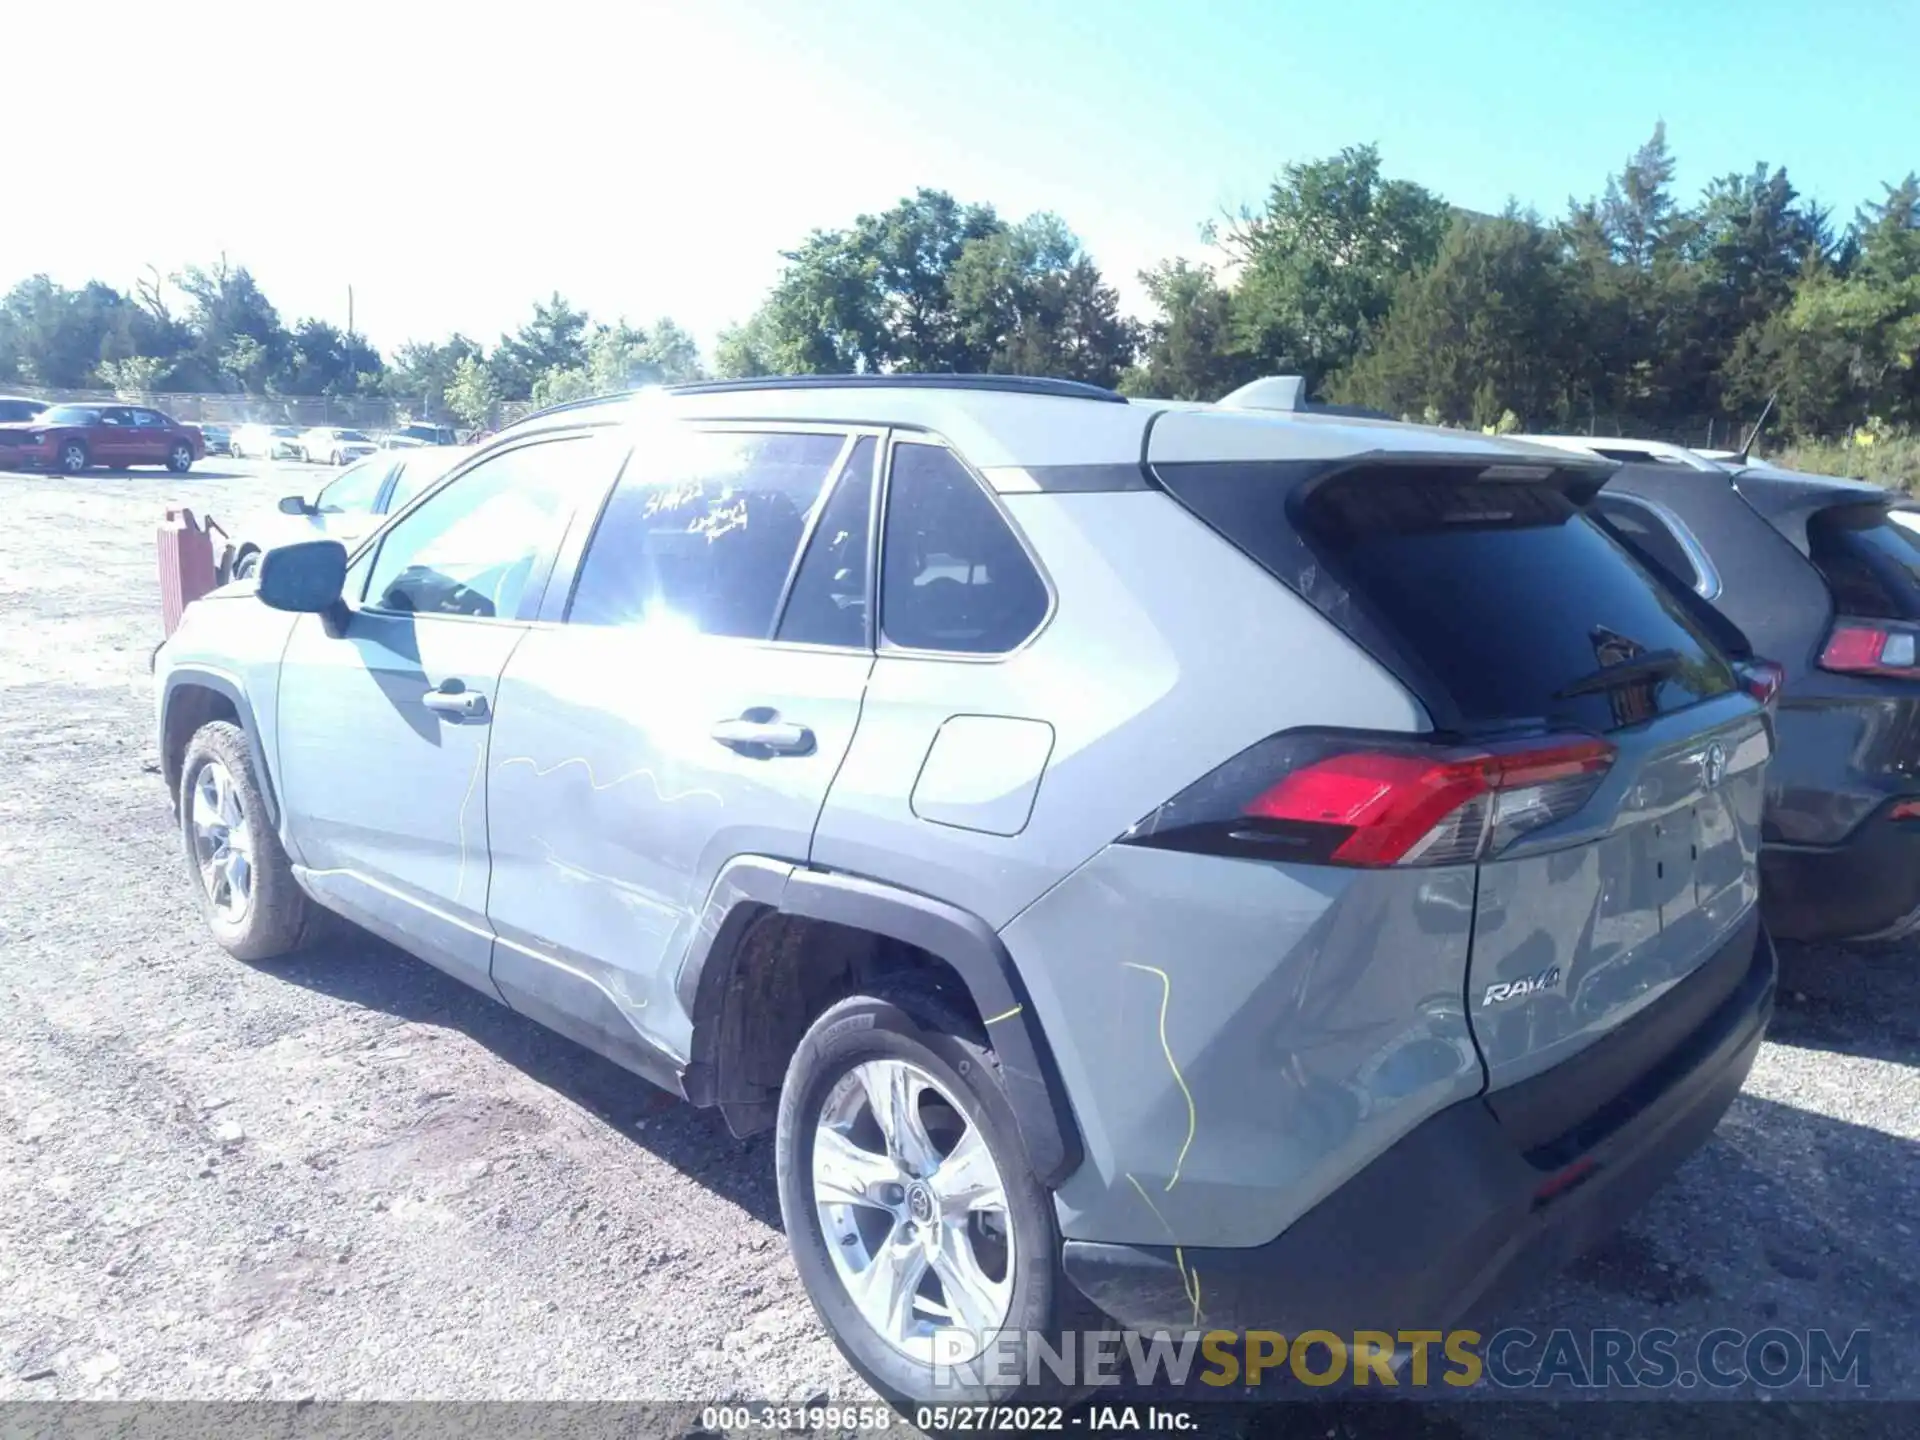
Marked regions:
[1162,463,1736,734]
[881,443,1048,654]
[1807,505,1920,620]
[1589,494,1704,593]
[568,428,848,637]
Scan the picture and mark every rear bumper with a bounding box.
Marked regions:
[1762,809,1920,943]
[1063,916,1774,1335]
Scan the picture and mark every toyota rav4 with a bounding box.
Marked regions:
[153,374,1777,1406]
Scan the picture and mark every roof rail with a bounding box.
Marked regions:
[510,389,643,427]
[664,373,1129,404]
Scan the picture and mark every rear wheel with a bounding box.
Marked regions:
[776,984,1070,1409]
[58,440,89,473]
[168,442,194,473]
[179,721,315,961]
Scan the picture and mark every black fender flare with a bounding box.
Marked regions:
[159,666,280,827]
[679,861,1085,1189]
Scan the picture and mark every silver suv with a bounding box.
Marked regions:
[154,375,1778,1405]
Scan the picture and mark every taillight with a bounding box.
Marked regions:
[1122,731,1616,868]
[1735,659,1786,706]
[1819,620,1920,678]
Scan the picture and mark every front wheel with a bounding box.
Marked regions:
[167,442,194,473]
[231,547,261,581]
[776,983,1070,1410]
[58,440,89,473]
[179,720,315,961]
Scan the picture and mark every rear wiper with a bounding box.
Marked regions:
[1553,648,1687,699]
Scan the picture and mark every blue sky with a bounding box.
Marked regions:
[10,0,1917,355]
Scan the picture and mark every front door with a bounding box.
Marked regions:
[274,430,614,994]
[485,425,879,1066]
[93,406,137,467]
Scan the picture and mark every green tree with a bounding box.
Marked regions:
[1121,259,1260,400]
[946,215,1137,385]
[96,355,171,396]
[491,293,590,398]
[444,353,501,427]
[722,189,1005,375]
[282,319,384,396]
[387,335,483,420]
[1222,144,1450,391]
[1337,215,1581,428]
[176,257,289,393]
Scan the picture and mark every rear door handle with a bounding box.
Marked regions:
[711,716,815,756]
[422,681,489,720]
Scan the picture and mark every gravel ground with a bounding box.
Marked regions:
[0,462,1913,1434]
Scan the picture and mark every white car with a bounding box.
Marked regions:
[299,427,381,466]
[1512,433,1728,472]
[231,424,307,461]
[219,445,474,579]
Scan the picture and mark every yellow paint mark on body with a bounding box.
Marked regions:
[1122,961,1196,1192]
[1126,1173,1203,1328]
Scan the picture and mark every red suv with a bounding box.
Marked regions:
[0,403,206,474]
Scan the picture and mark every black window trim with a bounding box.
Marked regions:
[873,429,1058,663]
[354,430,598,626]
[1592,491,1722,601]
[553,418,884,653]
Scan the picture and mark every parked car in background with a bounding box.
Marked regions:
[0,396,47,424]
[230,424,307,461]
[217,445,473,579]
[0,403,203,473]
[155,373,1775,1408]
[299,426,380,466]
[379,421,459,449]
[199,423,234,457]
[1575,451,1920,944]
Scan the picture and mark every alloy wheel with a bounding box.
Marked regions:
[812,1058,1014,1363]
[189,759,254,923]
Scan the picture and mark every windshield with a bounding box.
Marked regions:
[44,406,101,425]
[338,430,373,443]
[271,426,302,437]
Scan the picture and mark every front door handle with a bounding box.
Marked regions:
[711,715,815,757]
[422,681,489,720]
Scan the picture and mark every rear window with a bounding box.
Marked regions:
[1161,462,1737,735]
[1807,504,1920,620]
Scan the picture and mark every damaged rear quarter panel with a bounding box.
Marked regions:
[1000,842,1481,1251]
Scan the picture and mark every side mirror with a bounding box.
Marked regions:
[277,493,311,516]
[257,539,348,614]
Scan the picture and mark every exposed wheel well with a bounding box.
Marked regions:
[706,910,983,1138]
[162,684,239,810]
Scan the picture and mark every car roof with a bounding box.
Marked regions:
[498,374,1603,476]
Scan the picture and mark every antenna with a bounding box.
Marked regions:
[1737,392,1777,464]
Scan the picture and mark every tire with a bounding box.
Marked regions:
[776,981,1072,1410]
[329,450,343,466]
[167,441,194,473]
[179,720,315,962]
[58,439,89,474]
[232,547,262,581]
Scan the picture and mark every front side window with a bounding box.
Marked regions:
[567,428,849,638]
[364,437,593,620]
[315,457,393,514]
[99,407,134,427]
[131,409,167,429]
[880,443,1049,654]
